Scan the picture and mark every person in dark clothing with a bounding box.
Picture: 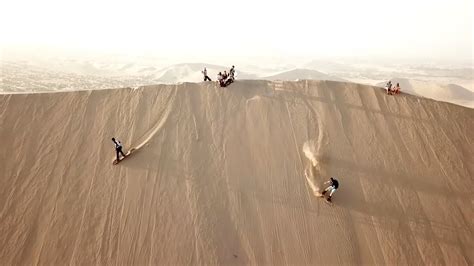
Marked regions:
[321,177,339,202]
[112,137,126,162]
[202,67,212,81]
[229,65,235,79]
[225,65,235,86]
[385,80,393,95]
[217,72,225,87]
[225,77,233,87]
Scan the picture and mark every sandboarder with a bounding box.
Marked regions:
[202,67,212,81]
[112,137,127,162]
[321,177,339,202]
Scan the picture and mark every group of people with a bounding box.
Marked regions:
[113,65,342,201]
[385,80,401,95]
[112,136,341,202]
[113,135,342,202]
[202,66,236,87]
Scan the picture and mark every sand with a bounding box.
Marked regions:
[0,80,473,265]
[376,78,474,109]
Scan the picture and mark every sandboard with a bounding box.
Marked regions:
[323,197,333,206]
[315,191,333,206]
[112,148,136,165]
[305,169,332,205]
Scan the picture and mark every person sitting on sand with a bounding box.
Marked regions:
[321,177,339,202]
[385,80,393,95]
[217,72,225,87]
[225,65,235,86]
[393,83,401,94]
[112,137,126,162]
[224,76,234,87]
[202,67,212,82]
[223,71,228,80]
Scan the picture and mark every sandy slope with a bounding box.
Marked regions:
[0,80,473,265]
[376,78,474,108]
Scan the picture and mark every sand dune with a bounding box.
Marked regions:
[264,68,346,82]
[4,60,472,110]
[0,80,473,265]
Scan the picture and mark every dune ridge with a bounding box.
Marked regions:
[376,78,474,108]
[0,80,473,265]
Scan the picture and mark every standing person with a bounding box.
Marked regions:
[202,67,212,81]
[321,177,339,202]
[385,80,393,95]
[112,137,126,162]
[229,65,235,80]
[223,71,228,80]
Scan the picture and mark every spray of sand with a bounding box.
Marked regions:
[303,141,323,196]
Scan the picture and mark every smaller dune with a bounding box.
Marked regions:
[264,68,346,82]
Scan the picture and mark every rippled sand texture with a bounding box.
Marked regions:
[0,80,473,265]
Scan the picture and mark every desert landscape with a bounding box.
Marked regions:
[2,56,472,108]
[0,80,473,264]
[1,0,472,264]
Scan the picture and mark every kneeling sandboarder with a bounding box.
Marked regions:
[321,177,339,202]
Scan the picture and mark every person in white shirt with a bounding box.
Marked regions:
[202,67,212,81]
[217,72,224,87]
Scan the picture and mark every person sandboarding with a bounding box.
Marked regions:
[112,137,127,164]
[320,177,339,202]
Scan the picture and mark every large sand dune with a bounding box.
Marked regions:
[0,80,473,265]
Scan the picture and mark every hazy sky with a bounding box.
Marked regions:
[0,0,472,61]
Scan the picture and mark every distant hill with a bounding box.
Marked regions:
[263,68,346,82]
[304,60,358,73]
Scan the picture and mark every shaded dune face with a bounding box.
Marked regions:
[0,80,472,265]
